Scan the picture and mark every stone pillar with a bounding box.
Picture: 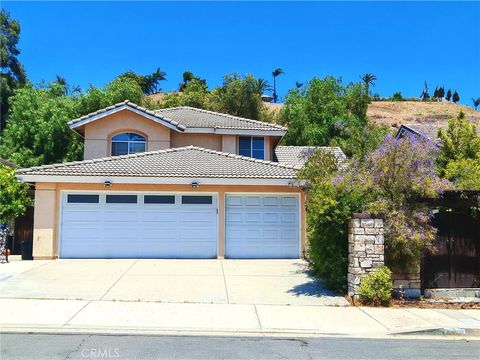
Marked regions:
[347,213,384,297]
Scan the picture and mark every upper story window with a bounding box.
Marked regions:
[111,132,146,156]
[239,136,264,160]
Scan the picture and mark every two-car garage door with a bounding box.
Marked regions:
[60,192,300,259]
[60,193,218,258]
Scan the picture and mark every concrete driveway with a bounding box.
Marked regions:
[0,259,348,306]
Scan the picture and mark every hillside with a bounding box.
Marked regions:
[146,93,480,130]
[367,101,480,130]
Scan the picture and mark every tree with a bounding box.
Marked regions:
[179,71,207,92]
[299,135,449,290]
[210,74,266,120]
[295,81,303,89]
[438,86,445,99]
[437,111,480,189]
[146,67,167,94]
[272,68,284,103]
[0,83,83,167]
[117,68,166,95]
[420,81,430,101]
[392,92,403,101]
[1,10,27,132]
[280,76,385,159]
[253,78,271,95]
[446,89,452,101]
[360,73,377,96]
[78,76,144,114]
[159,78,210,109]
[452,90,460,103]
[433,86,439,99]
[0,163,32,224]
[472,97,480,110]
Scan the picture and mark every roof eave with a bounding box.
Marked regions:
[68,105,185,132]
[16,174,296,187]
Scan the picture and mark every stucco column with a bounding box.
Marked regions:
[32,183,58,259]
[217,191,225,258]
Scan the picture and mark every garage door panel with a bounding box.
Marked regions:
[226,194,299,259]
[263,197,278,206]
[61,193,217,259]
[142,211,177,222]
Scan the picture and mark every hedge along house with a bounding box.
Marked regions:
[15,101,325,260]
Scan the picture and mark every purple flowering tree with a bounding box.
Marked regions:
[356,135,450,272]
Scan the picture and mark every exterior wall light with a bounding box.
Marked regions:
[191,181,200,189]
[104,180,112,188]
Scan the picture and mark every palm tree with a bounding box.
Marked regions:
[472,97,480,110]
[146,68,167,94]
[295,81,303,89]
[360,73,377,96]
[254,78,272,95]
[272,68,284,103]
[55,75,68,95]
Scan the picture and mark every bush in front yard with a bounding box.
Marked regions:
[358,266,393,306]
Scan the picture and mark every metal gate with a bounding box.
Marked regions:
[422,209,480,288]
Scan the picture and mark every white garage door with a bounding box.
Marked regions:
[60,193,218,259]
[225,194,300,259]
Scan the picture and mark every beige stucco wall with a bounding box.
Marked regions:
[80,109,282,161]
[222,135,236,154]
[170,132,223,151]
[32,182,305,260]
[32,183,59,259]
[83,109,171,159]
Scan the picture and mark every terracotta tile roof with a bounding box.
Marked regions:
[274,146,347,167]
[154,106,286,132]
[68,100,186,131]
[68,101,286,133]
[16,146,298,179]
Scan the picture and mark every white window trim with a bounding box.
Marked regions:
[111,132,147,156]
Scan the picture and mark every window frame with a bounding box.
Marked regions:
[67,194,100,204]
[238,136,265,160]
[111,132,147,156]
[181,195,213,205]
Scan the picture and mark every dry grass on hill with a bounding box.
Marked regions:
[367,101,480,130]
[146,93,480,130]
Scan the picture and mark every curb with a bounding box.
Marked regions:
[2,324,479,340]
[392,327,480,337]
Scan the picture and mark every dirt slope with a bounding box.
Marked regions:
[367,101,480,130]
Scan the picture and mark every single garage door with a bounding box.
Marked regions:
[60,192,218,258]
[225,194,300,258]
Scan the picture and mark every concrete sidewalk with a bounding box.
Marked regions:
[1,298,479,338]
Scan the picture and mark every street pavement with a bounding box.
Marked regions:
[1,333,479,360]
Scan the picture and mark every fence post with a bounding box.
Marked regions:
[347,213,384,298]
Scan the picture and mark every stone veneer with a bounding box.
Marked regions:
[392,273,421,298]
[347,213,385,297]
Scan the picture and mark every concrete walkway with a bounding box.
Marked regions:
[1,298,480,337]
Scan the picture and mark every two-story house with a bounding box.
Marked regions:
[16,100,343,260]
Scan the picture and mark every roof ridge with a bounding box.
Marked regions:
[155,106,287,131]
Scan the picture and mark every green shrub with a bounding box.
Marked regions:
[358,266,393,306]
[392,92,403,101]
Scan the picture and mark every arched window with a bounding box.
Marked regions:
[111,132,146,156]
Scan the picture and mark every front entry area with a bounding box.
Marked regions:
[60,192,218,258]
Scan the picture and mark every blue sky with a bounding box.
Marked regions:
[3,1,480,105]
